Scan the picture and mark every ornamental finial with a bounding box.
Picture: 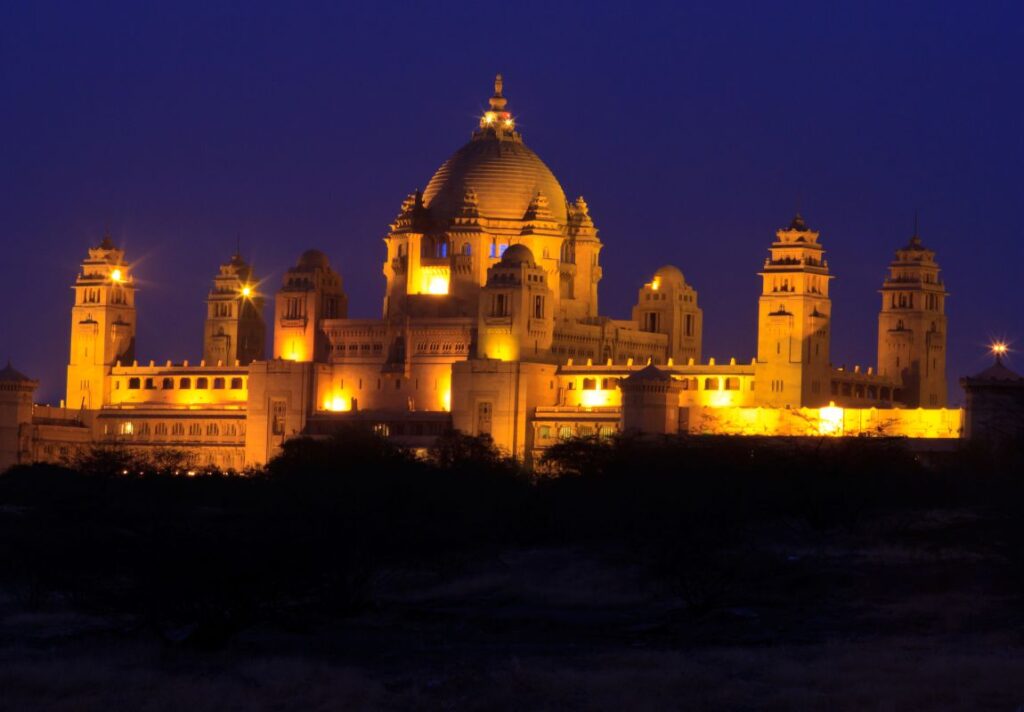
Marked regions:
[489,73,508,113]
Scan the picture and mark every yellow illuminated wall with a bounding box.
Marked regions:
[688,404,962,438]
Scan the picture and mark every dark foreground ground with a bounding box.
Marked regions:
[3,434,1024,710]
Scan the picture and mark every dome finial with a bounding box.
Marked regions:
[489,73,508,113]
[477,73,517,140]
[909,209,923,248]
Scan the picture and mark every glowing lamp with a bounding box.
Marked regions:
[325,394,349,412]
[426,276,449,295]
[484,112,496,124]
[818,402,844,437]
[991,341,1009,358]
[241,285,252,298]
[111,268,123,283]
[651,278,660,291]
[581,390,611,407]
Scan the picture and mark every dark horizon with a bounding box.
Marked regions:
[3,1,1022,404]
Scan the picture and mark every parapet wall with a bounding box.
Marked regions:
[686,405,962,438]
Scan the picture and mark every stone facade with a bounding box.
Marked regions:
[1,75,987,474]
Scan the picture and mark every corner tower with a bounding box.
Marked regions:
[203,252,266,366]
[632,265,702,363]
[273,250,346,362]
[66,235,137,410]
[877,226,948,407]
[476,245,554,362]
[754,214,832,407]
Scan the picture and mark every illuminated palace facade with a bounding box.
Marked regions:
[1,77,965,471]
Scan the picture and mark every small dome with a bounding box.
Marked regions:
[968,358,1023,383]
[654,265,686,286]
[0,362,34,383]
[297,249,330,270]
[500,244,535,266]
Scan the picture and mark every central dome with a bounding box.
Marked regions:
[421,76,568,226]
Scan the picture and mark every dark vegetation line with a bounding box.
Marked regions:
[2,429,1023,649]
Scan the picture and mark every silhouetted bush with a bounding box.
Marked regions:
[3,431,1024,645]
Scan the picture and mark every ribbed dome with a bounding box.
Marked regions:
[423,139,568,225]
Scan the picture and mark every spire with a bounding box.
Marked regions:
[476,73,519,141]
[789,212,808,231]
[99,230,115,250]
[908,210,923,248]
[490,73,507,112]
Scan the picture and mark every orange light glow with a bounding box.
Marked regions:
[111,268,123,283]
[991,341,1009,357]
[581,390,612,407]
[324,394,350,412]
[651,277,660,291]
[426,276,449,295]
[241,285,253,298]
[818,402,844,436]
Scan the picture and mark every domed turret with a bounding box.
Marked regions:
[297,249,330,270]
[500,244,535,266]
[654,265,686,288]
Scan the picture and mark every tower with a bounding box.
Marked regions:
[273,250,347,362]
[476,245,554,362]
[203,252,266,366]
[754,214,832,407]
[632,265,703,363]
[66,235,137,410]
[0,363,38,472]
[877,225,948,407]
[559,196,603,320]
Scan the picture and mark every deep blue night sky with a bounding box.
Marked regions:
[2,1,1021,404]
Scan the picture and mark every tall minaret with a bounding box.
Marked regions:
[203,252,266,366]
[66,234,137,410]
[877,223,948,407]
[754,214,833,407]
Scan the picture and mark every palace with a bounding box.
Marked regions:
[7,74,1003,474]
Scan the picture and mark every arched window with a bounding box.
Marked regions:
[230,377,243,389]
[144,378,156,390]
[704,377,720,391]
[461,242,471,256]
[212,377,225,389]
[724,377,740,391]
[162,377,174,389]
[179,377,191,389]
[196,377,209,389]
[128,378,141,389]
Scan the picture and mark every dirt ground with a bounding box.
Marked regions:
[5,519,1024,711]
